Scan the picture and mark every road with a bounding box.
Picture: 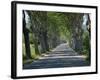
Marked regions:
[23,43,90,69]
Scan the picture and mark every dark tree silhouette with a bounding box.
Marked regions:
[23,10,31,59]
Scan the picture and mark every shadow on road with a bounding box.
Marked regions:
[23,43,90,69]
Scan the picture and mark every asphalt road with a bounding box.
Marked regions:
[23,43,90,69]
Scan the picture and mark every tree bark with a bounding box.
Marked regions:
[33,35,40,55]
[23,11,31,59]
[38,31,49,53]
[70,14,83,54]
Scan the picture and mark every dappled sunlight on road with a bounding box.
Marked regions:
[23,43,89,69]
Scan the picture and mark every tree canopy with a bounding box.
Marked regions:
[22,10,91,62]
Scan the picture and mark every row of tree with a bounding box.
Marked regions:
[23,10,90,60]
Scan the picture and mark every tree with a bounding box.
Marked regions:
[47,12,61,48]
[26,11,49,53]
[63,13,84,54]
[23,10,31,59]
[85,14,91,61]
[26,11,40,55]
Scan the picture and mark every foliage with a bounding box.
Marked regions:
[23,10,90,63]
[82,32,90,60]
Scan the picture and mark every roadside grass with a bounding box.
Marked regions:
[81,49,90,65]
[22,43,53,64]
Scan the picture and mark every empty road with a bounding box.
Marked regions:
[23,43,90,69]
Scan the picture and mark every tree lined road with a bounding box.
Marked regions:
[23,43,89,69]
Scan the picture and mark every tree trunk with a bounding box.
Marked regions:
[33,35,40,55]
[23,11,31,59]
[43,32,49,51]
[39,34,47,53]
[40,39,46,53]
[39,31,49,53]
